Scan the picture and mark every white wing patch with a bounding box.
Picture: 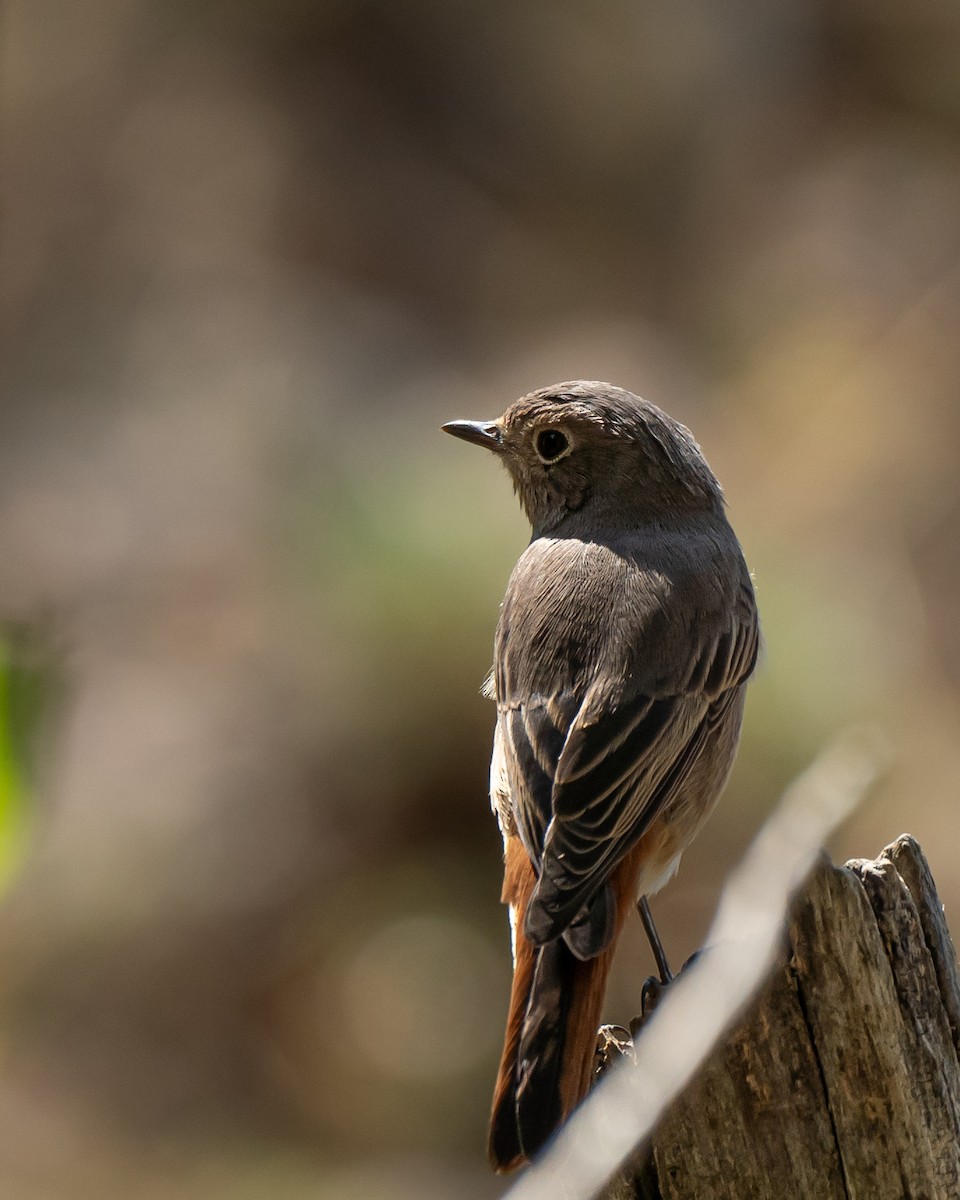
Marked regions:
[489,717,514,843]
[642,851,682,899]
[507,902,519,965]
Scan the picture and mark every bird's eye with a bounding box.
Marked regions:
[535,428,570,462]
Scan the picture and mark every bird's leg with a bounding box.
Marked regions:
[638,895,673,985]
[633,896,674,1029]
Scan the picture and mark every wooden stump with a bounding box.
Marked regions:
[608,835,960,1200]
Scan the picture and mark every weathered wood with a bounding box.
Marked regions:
[650,955,845,1200]
[606,837,960,1200]
[850,854,960,1195]
[887,835,960,1062]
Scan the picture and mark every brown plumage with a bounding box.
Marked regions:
[443,382,759,1171]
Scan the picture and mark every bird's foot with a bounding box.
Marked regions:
[628,976,668,1036]
[594,1023,635,1079]
[629,950,701,1036]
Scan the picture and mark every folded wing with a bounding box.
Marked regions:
[496,539,758,952]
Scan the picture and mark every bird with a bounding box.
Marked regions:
[443,381,759,1172]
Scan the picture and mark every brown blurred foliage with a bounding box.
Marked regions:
[3,2,960,1197]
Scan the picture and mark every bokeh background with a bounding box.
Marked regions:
[4,3,960,1197]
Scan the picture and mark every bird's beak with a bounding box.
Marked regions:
[441,419,503,451]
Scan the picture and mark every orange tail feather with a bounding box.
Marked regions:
[488,838,645,1171]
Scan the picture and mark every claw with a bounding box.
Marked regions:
[594,1023,635,1078]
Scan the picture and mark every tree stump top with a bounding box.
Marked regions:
[611,836,960,1200]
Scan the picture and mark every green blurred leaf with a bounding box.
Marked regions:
[0,627,47,890]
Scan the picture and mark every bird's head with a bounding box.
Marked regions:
[443,381,722,535]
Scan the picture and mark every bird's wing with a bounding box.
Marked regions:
[525,685,744,943]
[496,536,759,944]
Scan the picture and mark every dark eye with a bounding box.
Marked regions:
[535,428,569,462]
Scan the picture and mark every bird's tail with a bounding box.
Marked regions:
[488,839,640,1172]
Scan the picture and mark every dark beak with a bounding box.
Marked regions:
[441,420,503,451]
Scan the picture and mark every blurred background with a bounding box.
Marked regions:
[4,2,960,1196]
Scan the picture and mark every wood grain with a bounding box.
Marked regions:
[601,838,960,1200]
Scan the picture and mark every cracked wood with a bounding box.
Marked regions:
[605,836,960,1200]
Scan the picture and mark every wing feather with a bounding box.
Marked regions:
[526,686,744,942]
[492,530,759,949]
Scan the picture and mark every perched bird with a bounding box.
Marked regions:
[443,382,759,1172]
